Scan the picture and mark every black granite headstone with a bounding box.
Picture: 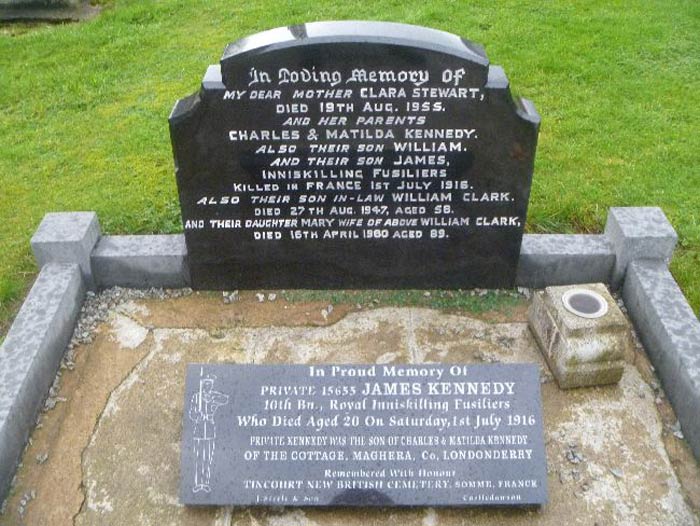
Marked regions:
[180,363,547,506]
[170,21,540,289]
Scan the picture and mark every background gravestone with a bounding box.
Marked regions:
[0,0,98,21]
[170,21,540,289]
[0,0,80,5]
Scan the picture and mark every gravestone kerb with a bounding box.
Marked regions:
[1,206,697,507]
[30,211,101,290]
[622,260,700,461]
[604,206,678,289]
[91,234,190,289]
[0,263,85,502]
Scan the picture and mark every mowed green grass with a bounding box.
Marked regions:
[0,0,698,337]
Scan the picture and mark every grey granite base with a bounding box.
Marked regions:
[623,260,700,460]
[0,264,84,500]
[92,234,189,289]
[516,234,614,288]
[605,207,677,289]
[1,206,698,503]
[31,211,100,290]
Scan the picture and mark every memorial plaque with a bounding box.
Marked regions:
[169,21,540,289]
[180,363,547,506]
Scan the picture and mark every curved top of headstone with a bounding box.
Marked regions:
[170,21,540,290]
[220,21,489,86]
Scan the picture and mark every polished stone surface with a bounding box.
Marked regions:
[180,363,547,506]
[170,21,539,289]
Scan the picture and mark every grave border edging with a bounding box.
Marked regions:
[0,206,697,504]
[0,264,84,502]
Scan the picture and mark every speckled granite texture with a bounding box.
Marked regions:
[516,234,614,288]
[623,259,700,460]
[31,212,100,289]
[0,264,85,500]
[605,207,678,289]
[1,206,696,504]
[92,234,189,289]
[89,233,617,291]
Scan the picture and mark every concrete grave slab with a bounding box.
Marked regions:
[0,293,698,525]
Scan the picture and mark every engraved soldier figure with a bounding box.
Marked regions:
[189,371,229,493]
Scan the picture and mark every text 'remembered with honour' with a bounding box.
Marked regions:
[180,363,547,506]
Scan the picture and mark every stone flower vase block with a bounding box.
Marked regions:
[528,283,631,389]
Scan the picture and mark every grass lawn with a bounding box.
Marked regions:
[0,0,698,337]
